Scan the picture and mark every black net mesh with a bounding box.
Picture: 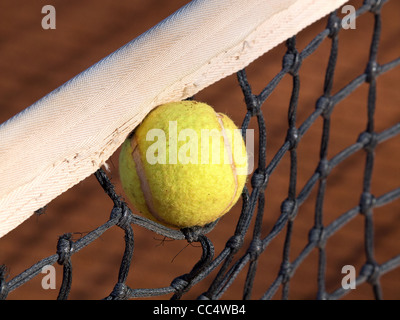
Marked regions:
[1,0,399,300]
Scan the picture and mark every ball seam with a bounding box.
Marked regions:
[216,113,239,216]
[130,136,167,224]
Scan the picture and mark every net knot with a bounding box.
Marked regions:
[327,13,341,38]
[283,50,302,76]
[245,94,260,116]
[171,276,189,293]
[286,126,299,150]
[360,262,381,285]
[317,159,332,180]
[110,282,129,300]
[0,265,9,300]
[366,0,383,13]
[226,234,244,253]
[359,192,376,215]
[57,233,74,266]
[365,60,380,83]
[308,226,327,248]
[251,169,268,190]
[248,238,263,261]
[316,96,334,118]
[279,261,293,283]
[281,198,298,221]
[357,131,378,152]
[181,226,205,243]
[110,204,131,230]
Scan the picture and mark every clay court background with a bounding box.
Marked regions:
[0,0,399,299]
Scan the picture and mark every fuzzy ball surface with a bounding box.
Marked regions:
[119,101,248,228]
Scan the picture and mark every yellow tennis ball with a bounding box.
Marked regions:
[119,100,248,228]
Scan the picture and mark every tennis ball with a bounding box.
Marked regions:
[119,101,248,228]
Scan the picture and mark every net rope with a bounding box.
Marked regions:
[1,0,399,300]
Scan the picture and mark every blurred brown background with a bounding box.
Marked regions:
[0,0,399,299]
